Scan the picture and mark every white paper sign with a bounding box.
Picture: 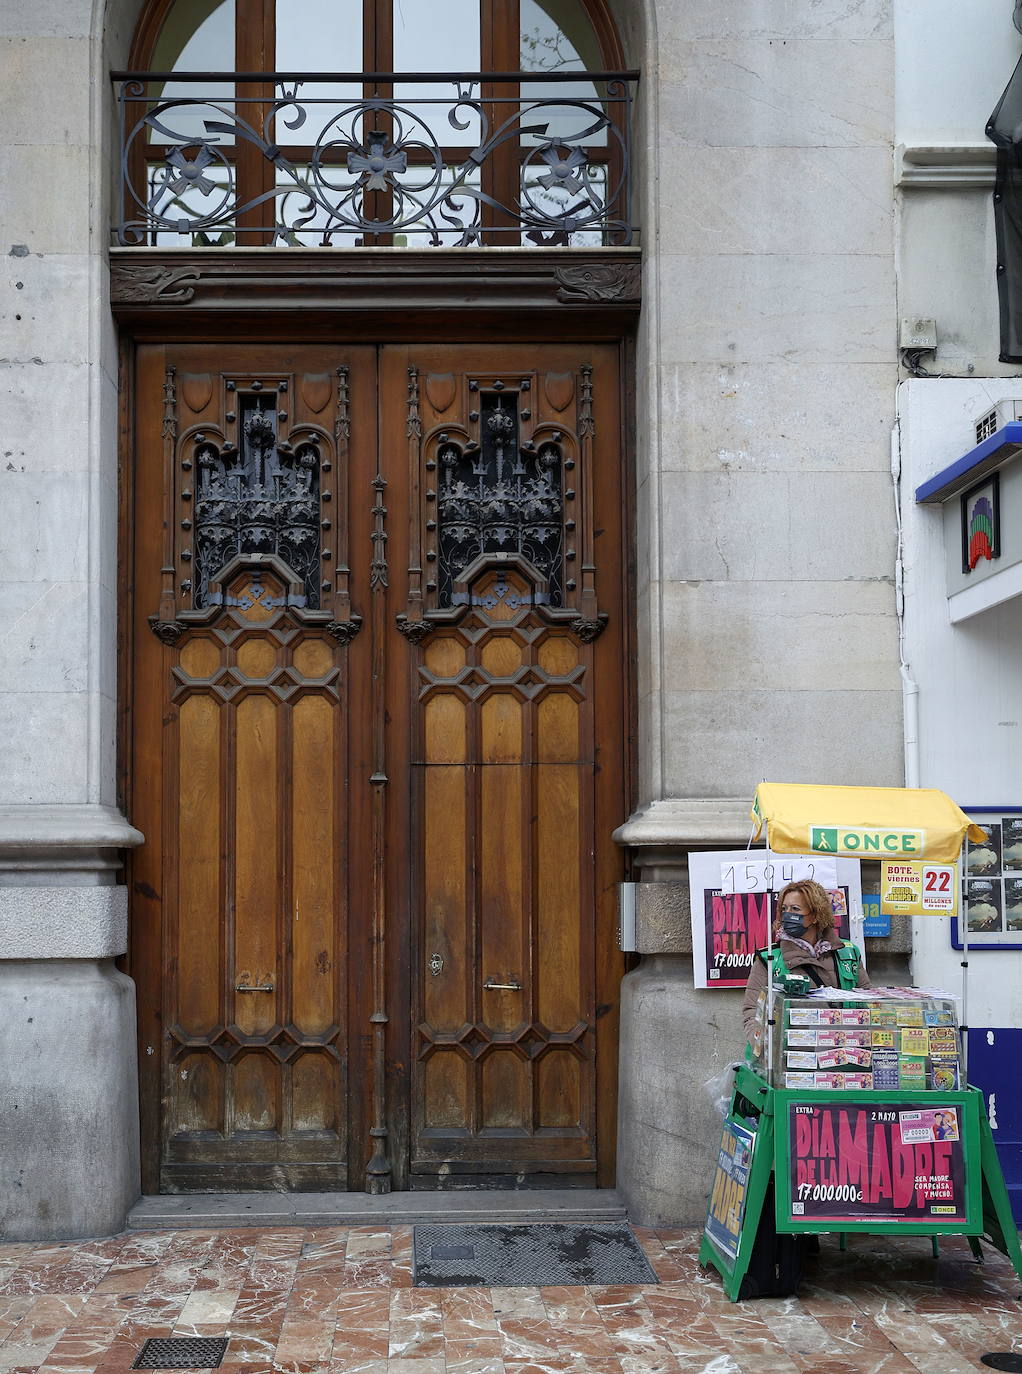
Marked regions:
[719,855,838,894]
[688,849,863,990]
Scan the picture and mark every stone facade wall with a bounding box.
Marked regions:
[614,0,903,1223]
[632,0,901,805]
[0,0,907,1234]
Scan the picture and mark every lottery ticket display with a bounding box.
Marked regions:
[753,995,961,1091]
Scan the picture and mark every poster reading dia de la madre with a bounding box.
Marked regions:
[701,889,850,990]
[787,1101,966,1224]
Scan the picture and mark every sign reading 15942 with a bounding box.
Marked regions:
[810,826,924,856]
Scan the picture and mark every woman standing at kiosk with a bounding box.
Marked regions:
[741,879,870,1044]
[732,879,871,1297]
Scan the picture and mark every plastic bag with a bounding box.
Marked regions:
[702,1061,743,1119]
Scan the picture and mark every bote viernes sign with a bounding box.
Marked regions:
[809,826,925,856]
[881,861,959,916]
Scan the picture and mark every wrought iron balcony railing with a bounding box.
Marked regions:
[113,70,638,248]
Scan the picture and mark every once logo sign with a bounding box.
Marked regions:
[810,826,924,856]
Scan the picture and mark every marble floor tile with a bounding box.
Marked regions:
[381,1359,445,1374]
[729,1350,801,1374]
[0,1336,65,1370]
[764,1312,849,1356]
[444,1337,504,1363]
[813,1314,898,1352]
[336,1263,392,1289]
[440,1288,497,1339]
[219,1330,279,1364]
[272,1317,334,1363]
[91,1270,156,1297]
[386,1328,445,1360]
[443,1359,506,1374]
[342,1233,390,1263]
[327,1333,390,1364]
[497,1319,565,1361]
[251,1234,304,1263]
[489,1291,545,1323]
[246,1263,298,1294]
[651,1355,741,1374]
[232,1287,290,1326]
[504,1360,622,1374]
[899,1357,990,1374]
[177,1290,240,1325]
[784,1358,920,1374]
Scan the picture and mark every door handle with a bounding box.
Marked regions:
[484,979,522,991]
[236,979,275,992]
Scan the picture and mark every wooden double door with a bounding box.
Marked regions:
[128,341,628,1193]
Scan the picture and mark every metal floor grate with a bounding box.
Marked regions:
[132,1338,229,1369]
[412,1221,660,1288]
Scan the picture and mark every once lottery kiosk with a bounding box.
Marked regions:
[700,783,1022,1301]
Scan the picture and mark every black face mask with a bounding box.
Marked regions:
[781,910,809,939]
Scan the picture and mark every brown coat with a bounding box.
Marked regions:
[741,941,871,1044]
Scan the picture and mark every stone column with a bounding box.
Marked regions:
[614,799,748,1226]
[0,806,143,1241]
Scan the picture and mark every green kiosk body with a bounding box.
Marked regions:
[700,1003,1022,1302]
[699,784,1022,1301]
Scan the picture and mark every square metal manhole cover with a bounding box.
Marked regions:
[132,1338,229,1369]
[412,1222,659,1288]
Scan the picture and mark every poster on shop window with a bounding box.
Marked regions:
[688,850,862,990]
[780,1100,969,1226]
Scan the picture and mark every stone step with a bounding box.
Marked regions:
[127,1189,629,1230]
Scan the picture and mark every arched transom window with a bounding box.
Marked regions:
[117,0,634,246]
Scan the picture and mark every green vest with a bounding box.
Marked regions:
[757,939,861,989]
[745,941,862,1063]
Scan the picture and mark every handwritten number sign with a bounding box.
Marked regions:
[720,856,839,895]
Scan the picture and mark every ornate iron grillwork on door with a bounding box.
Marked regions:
[437,388,564,606]
[114,72,637,246]
[148,364,360,646]
[396,362,607,646]
[192,387,322,608]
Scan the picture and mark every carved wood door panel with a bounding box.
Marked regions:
[130,341,627,1193]
[131,345,375,1191]
[380,344,627,1188]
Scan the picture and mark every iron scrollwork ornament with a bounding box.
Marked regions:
[437,391,564,606]
[116,75,635,247]
[191,392,322,609]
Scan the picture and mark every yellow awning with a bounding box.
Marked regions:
[750,782,986,863]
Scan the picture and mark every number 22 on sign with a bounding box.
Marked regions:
[880,860,958,916]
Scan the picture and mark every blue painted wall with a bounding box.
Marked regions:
[968,1028,1022,1223]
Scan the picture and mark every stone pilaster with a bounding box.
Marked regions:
[0,805,144,1240]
